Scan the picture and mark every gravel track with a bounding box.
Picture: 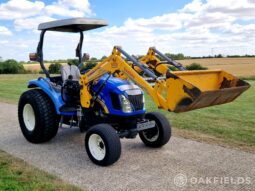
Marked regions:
[0,102,254,191]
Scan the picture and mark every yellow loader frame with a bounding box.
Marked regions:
[80,46,250,113]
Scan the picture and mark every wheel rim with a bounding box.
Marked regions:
[23,104,35,131]
[88,134,106,161]
[142,124,159,142]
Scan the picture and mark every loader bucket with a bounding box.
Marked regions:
[165,70,250,113]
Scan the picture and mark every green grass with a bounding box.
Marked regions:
[0,74,254,151]
[0,74,43,103]
[0,150,83,191]
[240,76,255,81]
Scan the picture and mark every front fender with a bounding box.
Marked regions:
[28,78,65,115]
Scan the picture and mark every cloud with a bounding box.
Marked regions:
[123,14,188,31]
[0,0,93,22]
[61,0,92,14]
[44,5,84,17]
[0,26,12,35]
[183,0,255,20]
[0,0,45,20]
[182,0,203,13]
[44,0,92,17]
[2,0,92,31]
[14,16,55,31]
[205,0,255,19]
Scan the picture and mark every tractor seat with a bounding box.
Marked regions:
[60,65,81,106]
[61,64,80,81]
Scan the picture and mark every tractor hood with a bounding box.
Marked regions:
[92,75,143,96]
[90,75,145,116]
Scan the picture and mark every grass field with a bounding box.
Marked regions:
[0,150,82,191]
[0,74,254,153]
[23,57,255,77]
[177,57,255,77]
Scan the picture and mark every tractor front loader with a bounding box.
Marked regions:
[18,18,250,166]
[138,47,250,112]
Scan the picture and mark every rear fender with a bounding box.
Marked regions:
[28,78,66,115]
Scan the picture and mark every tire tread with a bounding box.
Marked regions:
[85,124,121,166]
[18,89,59,143]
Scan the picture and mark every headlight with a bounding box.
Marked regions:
[119,95,132,113]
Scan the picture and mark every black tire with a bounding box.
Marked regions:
[139,112,171,148]
[18,89,60,143]
[85,124,121,166]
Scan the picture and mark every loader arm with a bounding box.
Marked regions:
[80,46,250,113]
[138,47,186,76]
[80,46,168,109]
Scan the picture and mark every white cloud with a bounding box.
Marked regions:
[0,26,12,35]
[61,0,92,14]
[0,0,45,20]
[123,14,187,31]
[184,0,255,20]
[0,0,92,21]
[44,5,84,17]
[14,16,55,31]
[182,0,203,13]
[205,0,255,19]
[3,0,93,31]
[44,0,92,17]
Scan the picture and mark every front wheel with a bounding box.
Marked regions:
[139,112,171,148]
[85,124,121,166]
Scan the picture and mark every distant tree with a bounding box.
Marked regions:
[79,62,97,73]
[165,53,185,60]
[90,57,98,61]
[67,59,79,66]
[0,59,25,74]
[48,63,61,74]
[85,62,97,69]
[101,56,107,60]
[215,54,223,58]
[227,55,241,58]
[19,61,26,65]
[185,63,208,70]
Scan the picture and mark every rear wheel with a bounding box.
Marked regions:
[85,124,121,166]
[18,89,59,143]
[139,112,171,148]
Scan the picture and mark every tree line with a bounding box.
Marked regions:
[6,50,254,74]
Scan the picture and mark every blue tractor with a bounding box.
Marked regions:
[18,18,171,166]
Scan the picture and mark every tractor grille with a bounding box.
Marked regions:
[128,94,144,111]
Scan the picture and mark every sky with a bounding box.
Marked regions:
[0,0,255,61]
